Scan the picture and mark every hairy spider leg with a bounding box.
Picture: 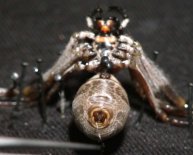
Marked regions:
[40,32,96,104]
[132,51,159,127]
[128,43,189,126]
[152,51,187,117]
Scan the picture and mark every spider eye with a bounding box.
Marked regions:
[97,20,104,28]
[106,19,115,29]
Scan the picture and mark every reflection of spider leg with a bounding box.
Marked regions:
[128,42,188,126]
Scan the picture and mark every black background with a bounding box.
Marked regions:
[0,0,193,154]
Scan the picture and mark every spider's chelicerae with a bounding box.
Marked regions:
[0,6,190,141]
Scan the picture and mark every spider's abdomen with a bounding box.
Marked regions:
[72,74,130,140]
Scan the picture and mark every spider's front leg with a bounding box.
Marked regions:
[41,32,99,103]
[119,36,188,125]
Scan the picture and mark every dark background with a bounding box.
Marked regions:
[0,0,193,154]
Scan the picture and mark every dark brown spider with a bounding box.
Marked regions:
[0,6,190,141]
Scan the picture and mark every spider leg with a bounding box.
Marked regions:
[21,31,96,104]
[43,31,95,81]
[128,42,188,126]
[0,31,96,110]
[159,101,187,116]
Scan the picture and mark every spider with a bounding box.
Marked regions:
[0,6,190,141]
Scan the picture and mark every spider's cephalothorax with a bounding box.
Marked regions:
[86,6,129,36]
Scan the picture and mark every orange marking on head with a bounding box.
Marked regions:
[101,25,110,33]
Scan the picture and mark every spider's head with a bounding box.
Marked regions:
[86,6,129,36]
